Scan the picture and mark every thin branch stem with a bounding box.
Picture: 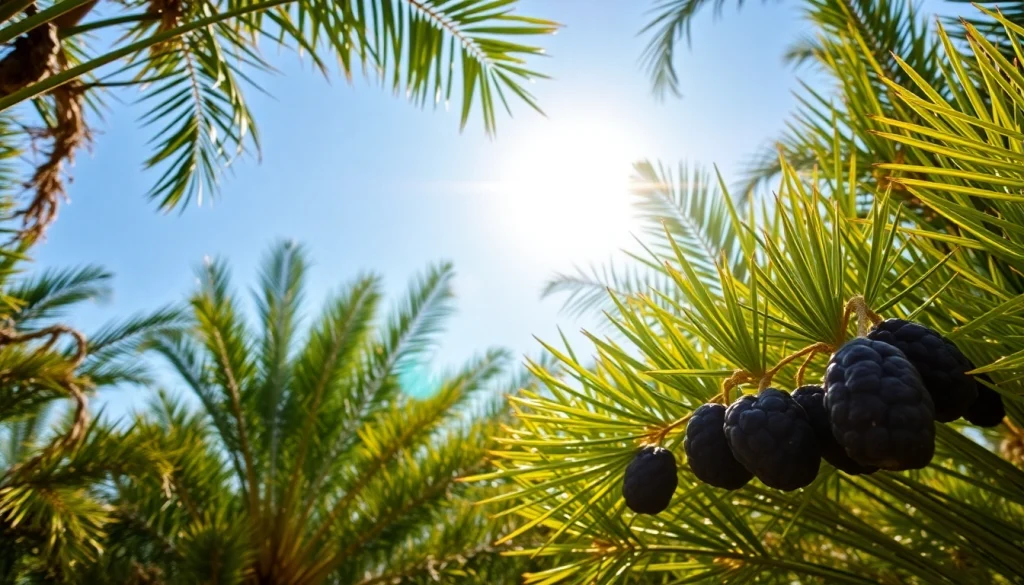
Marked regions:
[795,348,820,387]
[758,342,833,391]
[842,295,882,338]
[648,412,693,444]
[720,370,755,403]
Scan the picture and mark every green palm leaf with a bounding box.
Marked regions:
[90,241,549,585]
[543,160,747,323]
[130,22,264,210]
[638,0,760,99]
[5,264,111,327]
[477,18,1024,573]
[0,0,559,220]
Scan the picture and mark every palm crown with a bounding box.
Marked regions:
[86,239,543,584]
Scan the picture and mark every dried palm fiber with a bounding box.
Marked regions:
[0,7,59,97]
[18,75,89,239]
[145,0,189,60]
[0,0,99,95]
[0,3,98,239]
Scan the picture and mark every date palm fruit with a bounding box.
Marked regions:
[867,318,976,422]
[824,338,935,471]
[622,445,678,515]
[723,388,821,491]
[792,385,878,476]
[684,403,754,490]
[963,374,1005,428]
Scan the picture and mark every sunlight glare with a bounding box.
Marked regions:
[490,115,645,264]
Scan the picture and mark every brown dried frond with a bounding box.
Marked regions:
[16,78,91,240]
[0,5,95,241]
[152,0,186,32]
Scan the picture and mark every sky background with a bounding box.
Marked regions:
[26,0,946,420]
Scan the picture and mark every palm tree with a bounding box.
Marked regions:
[637,0,1020,195]
[0,193,186,581]
[465,3,1024,584]
[0,1,559,238]
[557,0,1024,319]
[83,239,546,585]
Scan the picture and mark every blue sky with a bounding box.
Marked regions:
[32,0,835,419]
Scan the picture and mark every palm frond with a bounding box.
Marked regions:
[189,256,260,514]
[126,13,265,210]
[382,261,458,374]
[145,329,249,485]
[84,304,188,356]
[0,0,559,219]
[253,239,307,500]
[0,401,55,466]
[352,497,537,585]
[73,305,189,387]
[191,255,257,410]
[93,240,535,584]
[944,0,1024,62]
[0,344,79,423]
[275,0,559,134]
[315,348,508,517]
[0,113,23,196]
[544,159,748,323]
[0,416,165,581]
[738,0,944,197]
[313,422,498,583]
[312,261,457,463]
[5,264,111,328]
[281,272,380,503]
[175,510,251,584]
[542,256,671,322]
[632,159,748,283]
[638,0,764,99]
[477,18,1024,574]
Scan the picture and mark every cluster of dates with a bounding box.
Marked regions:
[622,319,1005,515]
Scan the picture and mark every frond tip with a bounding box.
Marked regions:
[277,0,560,136]
[638,0,760,99]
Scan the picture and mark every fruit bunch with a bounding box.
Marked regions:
[621,315,1007,515]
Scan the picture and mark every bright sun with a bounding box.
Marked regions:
[489,114,645,264]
